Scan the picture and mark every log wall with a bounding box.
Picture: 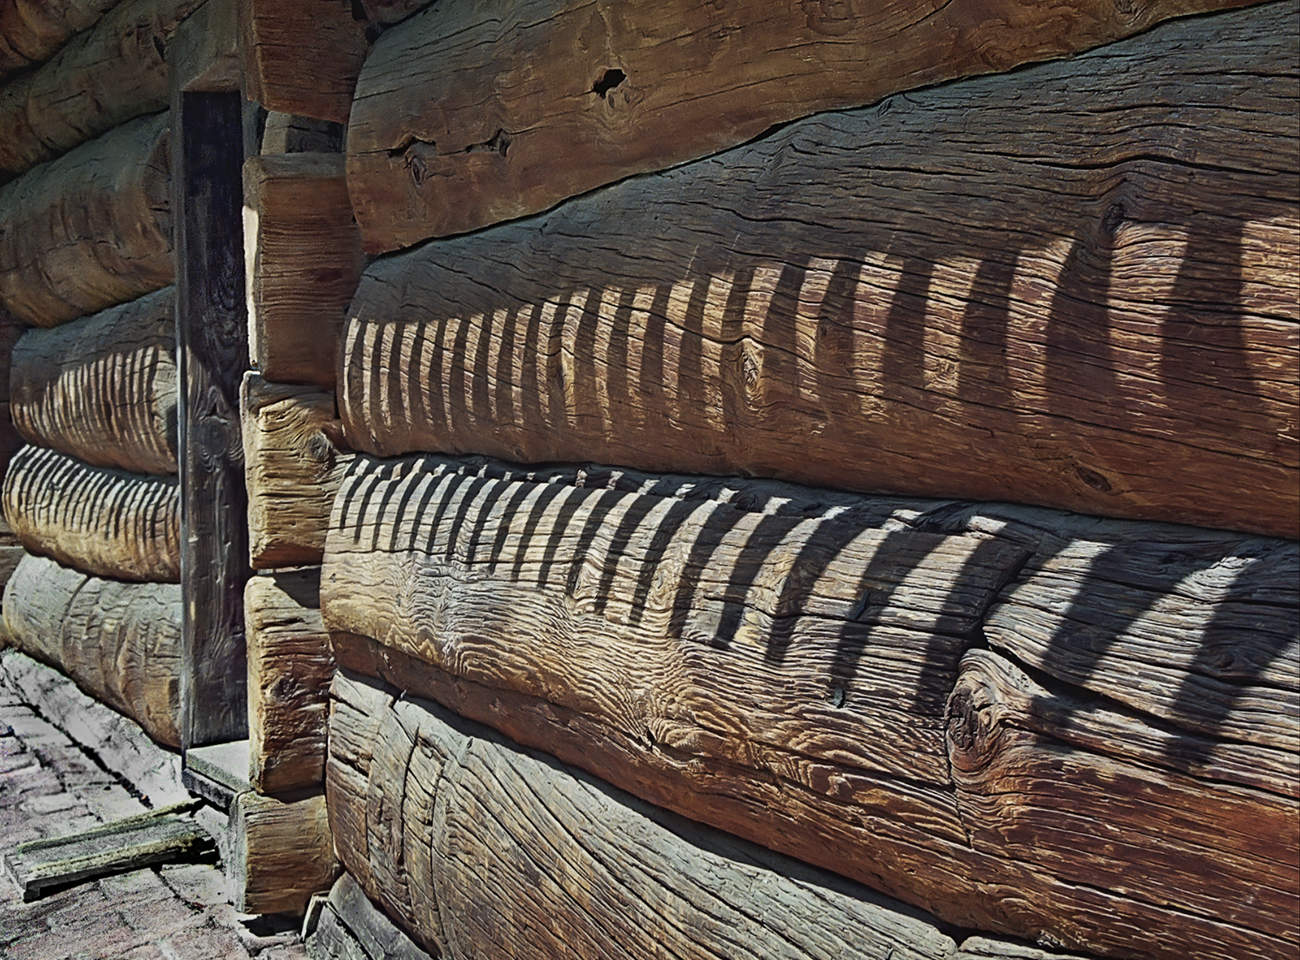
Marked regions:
[0,0,119,78]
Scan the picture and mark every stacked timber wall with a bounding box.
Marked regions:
[0,1,189,746]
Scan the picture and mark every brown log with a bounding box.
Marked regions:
[10,287,177,474]
[244,154,363,387]
[0,112,172,327]
[229,789,339,915]
[241,374,351,568]
[337,4,1300,538]
[2,551,181,746]
[0,0,203,181]
[245,569,333,794]
[239,0,368,123]
[1,444,179,582]
[0,0,118,78]
[321,453,1299,960]
[346,0,1262,251]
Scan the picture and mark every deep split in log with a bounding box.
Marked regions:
[337,3,1299,537]
[2,444,179,583]
[322,452,1299,960]
[229,789,338,915]
[0,0,119,78]
[10,286,177,474]
[2,552,182,747]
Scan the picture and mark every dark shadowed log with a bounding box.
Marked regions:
[0,0,203,181]
[0,0,118,78]
[229,789,338,915]
[245,569,333,794]
[0,112,172,327]
[10,287,177,474]
[244,154,362,387]
[260,112,343,154]
[2,552,181,746]
[346,0,1260,250]
[337,4,1299,537]
[321,453,1299,960]
[2,444,179,582]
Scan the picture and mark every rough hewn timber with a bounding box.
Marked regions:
[244,154,362,387]
[10,287,177,474]
[242,374,350,568]
[245,569,333,794]
[339,3,1299,538]
[0,112,172,327]
[0,0,118,78]
[0,0,203,181]
[2,445,179,582]
[322,454,1299,960]
[229,789,338,915]
[239,0,368,123]
[260,112,343,154]
[347,0,1263,250]
[2,552,182,747]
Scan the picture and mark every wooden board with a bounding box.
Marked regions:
[239,0,368,123]
[346,0,1259,250]
[245,569,333,794]
[229,789,339,916]
[321,454,1299,960]
[242,374,350,568]
[0,0,118,78]
[244,154,363,387]
[0,112,172,327]
[2,552,183,746]
[0,0,204,181]
[2,444,179,582]
[10,287,177,475]
[336,3,1300,538]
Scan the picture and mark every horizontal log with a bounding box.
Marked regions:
[244,154,363,387]
[346,0,1259,251]
[0,0,202,181]
[229,789,338,915]
[245,569,333,794]
[338,4,1300,538]
[2,444,179,582]
[260,112,343,154]
[10,287,177,474]
[0,0,118,78]
[2,552,182,746]
[0,112,172,326]
[241,374,350,568]
[322,453,1299,960]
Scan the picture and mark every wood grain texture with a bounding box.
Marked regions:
[322,453,1299,960]
[10,287,177,474]
[2,444,179,582]
[242,374,350,569]
[0,112,172,327]
[2,552,182,746]
[338,3,1300,538]
[260,112,343,154]
[239,0,368,123]
[244,153,363,387]
[346,0,1261,250]
[0,0,203,181]
[229,789,338,915]
[245,569,333,794]
[0,0,119,77]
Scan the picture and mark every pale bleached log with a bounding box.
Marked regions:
[10,287,176,474]
[337,4,1299,538]
[0,0,202,180]
[260,113,343,154]
[229,789,338,915]
[0,112,172,326]
[2,444,179,582]
[2,552,181,746]
[245,569,333,794]
[0,0,119,78]
[322,453,1298,960]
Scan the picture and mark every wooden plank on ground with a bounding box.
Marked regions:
[229,789,338,915]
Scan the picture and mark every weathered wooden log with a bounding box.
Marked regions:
[245,569,333,794]
[244,154,363,387]
[242,374,350,568]
[355,0,427,27]
[346,0,1263,251]
[322,453,1299,960]
[260,112,343,154]
[1,444,179,582]
[0,0,119,78]
[0,0,202,181]
[239,0,368,123]
[229,789,338,915]
[0,112,172,327]
[10,287,176,475]
[2,552,182,746]
[337,4,1300,538]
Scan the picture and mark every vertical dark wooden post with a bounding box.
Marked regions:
[172,89,250,749]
